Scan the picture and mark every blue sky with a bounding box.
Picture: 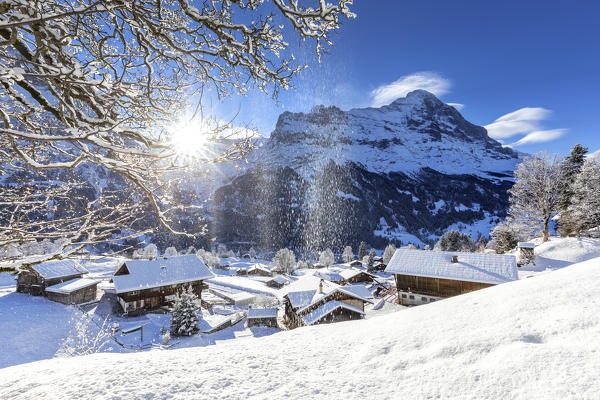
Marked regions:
[211,0,600,156]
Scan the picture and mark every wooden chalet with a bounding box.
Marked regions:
[385,249,518,306]
[247,307,278,328]
[349,260,363,268]
[281,275,372,329]
[112,255,214,314]
[246,264,273,277]
[16,260,88,296]
[45,278,99,305]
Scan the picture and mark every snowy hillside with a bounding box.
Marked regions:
[2,257,599,399]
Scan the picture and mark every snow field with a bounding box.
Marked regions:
[2,256,599,399]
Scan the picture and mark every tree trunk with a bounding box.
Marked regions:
[543,217,550,242]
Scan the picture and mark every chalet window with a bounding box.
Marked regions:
[401,294,407,299]
[128,290,140,295]
[421,297,427,301]
[409,295,414,300]
[430,298,436,302]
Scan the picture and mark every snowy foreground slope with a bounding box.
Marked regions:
[2,258,600,399]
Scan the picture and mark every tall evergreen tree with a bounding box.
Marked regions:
[358,241,367,260]
[559,144,588,210]
[170,285,200,337]
[567,159,600,234]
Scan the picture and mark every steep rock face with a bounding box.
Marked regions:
[208,90,520,249]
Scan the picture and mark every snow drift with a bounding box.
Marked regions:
[2,257,599,399]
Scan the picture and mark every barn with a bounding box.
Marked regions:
[45,278,99,305]
[281,275,372,329]
[247,307,278,328]
[16,260,88,296]
[112,255,214,314]
[385,249,518,306]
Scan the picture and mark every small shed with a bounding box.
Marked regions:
[17,260,88,296]
[45,278,99,305]
[517,242,535,266]
[349,260,363,268]
[247,307,278,328]
[266,275,290,289]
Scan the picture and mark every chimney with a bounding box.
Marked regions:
[451,255,459,263]
[319,279,324,294]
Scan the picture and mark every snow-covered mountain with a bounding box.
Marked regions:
[206,90,521,249]
[3,257,598,399]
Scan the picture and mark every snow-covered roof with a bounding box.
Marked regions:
[385,249,518,285]
[248,263,271,273]
[282,275,372,312]
[45,278,99,295]
[31,260,87,280]
[247,308,278,319]
[268,276,290,285]
[518,242,535,249]
[301,300,364,326]
[113,255,214,294]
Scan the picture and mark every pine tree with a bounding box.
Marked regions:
[358,241,367,260]
[558,144,589,235]
[170,285,200,337]
[382,244,396,264]
[490,224,519,254]
[559,144,588,210]
[367,249,376,268]
[435,230,476,252]
[342,246,354,263]
[567,159,600,234]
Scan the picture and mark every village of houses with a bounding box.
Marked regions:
[0,240,545,359]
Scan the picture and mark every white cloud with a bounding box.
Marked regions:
[511,129,567,146]
[370,72,451,107]
[447,103,464,111]
[484,107,552,139]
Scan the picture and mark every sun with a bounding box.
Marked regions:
[169,119,211,158]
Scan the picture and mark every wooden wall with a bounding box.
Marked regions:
[395,274,494,298]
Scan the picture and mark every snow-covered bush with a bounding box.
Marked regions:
[133,244,158,259]
[342,246,354,263]
[296,260,311,270]
[60,314,113,357]
[273,248,296,274]
[383,244,396,264]
[217,244,228,257]
[164,246,178,257]
[318,249,335,268]
[170,285,200,337]
[204,252,221,269]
